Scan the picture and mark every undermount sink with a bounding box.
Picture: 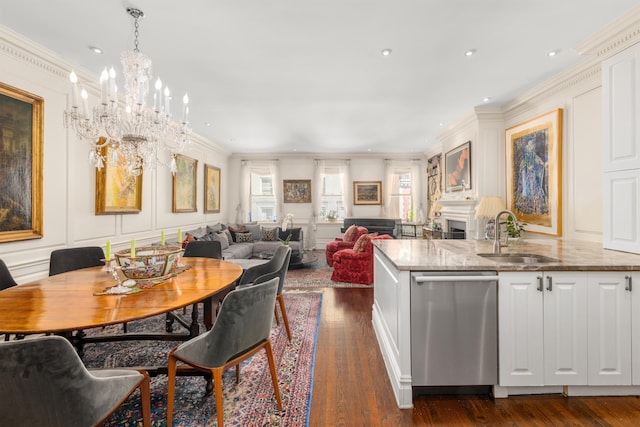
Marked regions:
[477,253,560,264]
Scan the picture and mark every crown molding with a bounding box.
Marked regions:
[575,4,640,59]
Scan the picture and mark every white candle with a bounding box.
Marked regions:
[80,89,89,118]
[99,68,108,105]
[69,71,79,108]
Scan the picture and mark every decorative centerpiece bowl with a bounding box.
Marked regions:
[114,245,182,280]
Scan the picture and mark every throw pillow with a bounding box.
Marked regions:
[212,231,230,250]
[278,227,301,242]
[190,226,208,240]
[235,232,253,243]
[228,225,246,242]
[343,224,358,242]
[220,229,233,246]
[244,224,262,241]
[353,233,373,253]
[262,227,277,241]
[206,223,222,234]
[182,233,196,249]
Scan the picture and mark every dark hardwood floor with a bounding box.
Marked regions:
[307,287,640,426]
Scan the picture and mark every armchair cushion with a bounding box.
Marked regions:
[325,226,368,266]
[343,224,359,242]
[331,234,392,285]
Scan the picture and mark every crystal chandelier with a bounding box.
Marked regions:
[64,7,191,176]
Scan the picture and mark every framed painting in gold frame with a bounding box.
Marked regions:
[505,108,562,236]
[172,154,198,213]
[204,164,221,213]
[283,179,311,203]
[0,82,43,242]
[95,141,142,215]
[354,181,382,205]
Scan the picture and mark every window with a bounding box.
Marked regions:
[390,170,413,220]
[319,168,345,219]
[250,169,276,221]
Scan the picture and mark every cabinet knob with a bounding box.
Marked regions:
[626,275,633,292]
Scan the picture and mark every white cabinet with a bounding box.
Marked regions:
[602,44,640,253]
[499,271,587,387]
[587,272,633,385]
[632,273,640,385]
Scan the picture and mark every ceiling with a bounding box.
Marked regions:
[1,0,639,155]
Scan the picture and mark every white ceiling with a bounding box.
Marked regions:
[1,0,639,155]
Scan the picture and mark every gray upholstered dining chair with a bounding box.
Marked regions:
[166,277,283,427]
[49,246,105,276]
[0,335,151,427]
[238,245,293,341]
[183,240,223,259]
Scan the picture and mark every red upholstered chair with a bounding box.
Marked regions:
[325,225,368,267]
[331,234,392,285]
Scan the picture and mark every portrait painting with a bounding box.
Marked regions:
[95,141,142,214]
[172,154,198,213]
[444,141,471,192]
[283,179,311,203]
[204,164,221,213]
[505,109,562,236]
[0,82,43,242]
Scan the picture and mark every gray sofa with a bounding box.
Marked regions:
[184,223,303,260]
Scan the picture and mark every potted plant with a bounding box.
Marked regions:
[500,215,526,239]
[326,210,338,221]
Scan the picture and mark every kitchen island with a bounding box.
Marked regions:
[372,238,640,408]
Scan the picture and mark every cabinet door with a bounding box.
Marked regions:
[499,272,544,386]
[602,170,640,253]
[543,272,588,385]
[631,273,640,385]
[588,272,632,385]
[602,45,640,173]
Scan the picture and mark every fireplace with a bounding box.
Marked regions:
[447,220,467,239]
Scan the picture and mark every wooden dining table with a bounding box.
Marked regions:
[0,257,243,356]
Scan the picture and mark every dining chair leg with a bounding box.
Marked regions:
[276,294,292,342]
[235,363,240,384]
[166,353,178,427]
[274,306,280,325]
[265,339,283,410]
[213,367,225,427]
[139,371,151,427]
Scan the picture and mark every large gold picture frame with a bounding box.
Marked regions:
[354,181,382,205]
[172,154,198,213]
[283,179,311,203]
[0,82,43,242]
[505,108,562,236]
[204,164,221,213]
[95,141,142,214]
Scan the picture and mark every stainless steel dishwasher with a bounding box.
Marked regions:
[410,271,498,387]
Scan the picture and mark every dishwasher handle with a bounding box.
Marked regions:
[413,275,498,284]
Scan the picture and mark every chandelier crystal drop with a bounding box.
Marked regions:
[64,7,191,176]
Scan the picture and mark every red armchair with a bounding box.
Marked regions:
[325,225,368,267]
[331,234,392,285]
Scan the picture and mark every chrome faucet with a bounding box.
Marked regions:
[493,210,519,254]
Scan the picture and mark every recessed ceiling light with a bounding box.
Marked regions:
[381,49,392,56]
[464,49,476,57]
[547,50,559,57]
[439,122,444,127]
[204,122,211,127]
[483,97,491,103]
[89,46,103,54]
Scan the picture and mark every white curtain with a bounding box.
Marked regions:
[411,159,425,223]
[308,160,323,249]
[341,160,352,218]
[381,159,393,217]
[236,160,249,224]
[269,160,282,221]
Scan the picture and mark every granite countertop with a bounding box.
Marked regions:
[373,238,640,271]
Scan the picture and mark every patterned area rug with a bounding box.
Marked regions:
[82,292,322,426]
[284,250,370,289]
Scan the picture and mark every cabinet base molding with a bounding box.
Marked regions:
[493,385,563,398]
[564,385,640,396]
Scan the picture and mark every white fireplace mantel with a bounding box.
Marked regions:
[437,198,478,239]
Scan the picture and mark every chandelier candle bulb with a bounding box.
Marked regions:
[154,78,162,112]
[182,94,189,123]
[130,239,136,258]
[69,71,79,108]
[164,87,170,114]
[99,69,109,104]
[80,89,89,118]
[108,67,117,101]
